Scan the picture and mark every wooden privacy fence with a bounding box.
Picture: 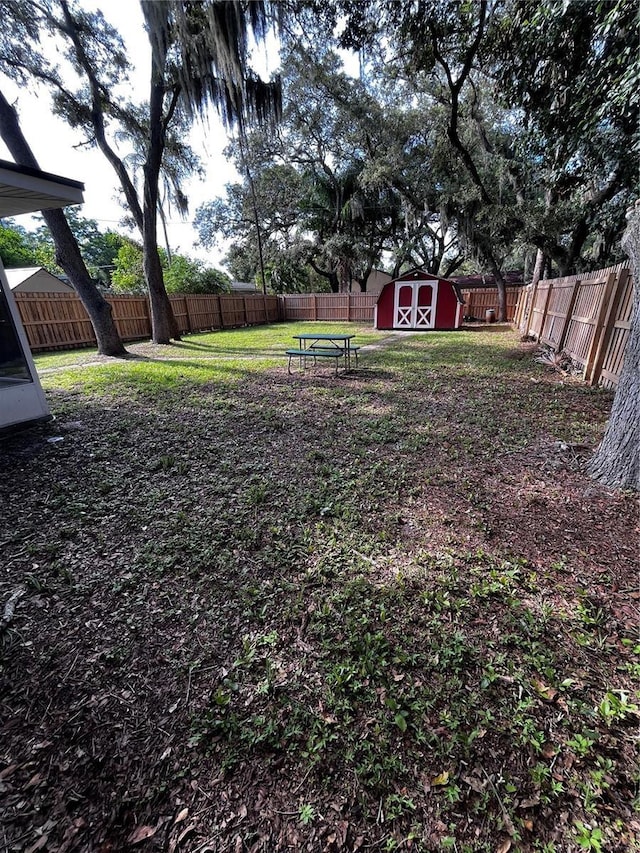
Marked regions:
[15,284,528,352]
[513,263,633,389]
[280,293,378,321]
[461,287,521,321]
[280,287,521,322]
[14,292,283,352]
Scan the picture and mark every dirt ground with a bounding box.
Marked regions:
[1,329,638,852]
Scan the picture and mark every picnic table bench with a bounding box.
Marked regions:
[286,333,359,375]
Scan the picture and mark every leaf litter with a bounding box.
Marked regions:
[0,326,638,852]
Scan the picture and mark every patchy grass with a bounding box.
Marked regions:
[34,322,382,372]
[2,324,638,853]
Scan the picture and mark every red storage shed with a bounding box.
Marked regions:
[374,268,464,331]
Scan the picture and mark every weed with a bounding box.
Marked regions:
[597,690,639,726]
[384,793,416,821]
[574,821,604,851]
[567,731,598,758]
[298,803,314,825]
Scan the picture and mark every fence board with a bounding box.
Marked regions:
[280,293,379,321]
[461,287,521,321]
[184,294,222,331]
[513,263,633,387]
[14,292,282,351]
[280,288,522,323]
[110,296,151,341]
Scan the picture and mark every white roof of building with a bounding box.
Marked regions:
[4,267,65,289]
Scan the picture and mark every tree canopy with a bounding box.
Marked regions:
[0,1,636,311]
[191,0,637,312]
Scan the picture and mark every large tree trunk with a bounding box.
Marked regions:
[337,258,351,293]
[493,268,507,322]
[531,249,546,287]
[143,76,179,344]
[43,210,127,356]
[482,249,507,321]
[61,0,177,345]
[588,205,640,490]
[309,259,339,293]
[0,89,126,356]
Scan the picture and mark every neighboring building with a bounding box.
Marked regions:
[230,280,259,293]
[0,160,84,431]
[5,266,74,294]
[351,269,393,295]
[375,268,464,331]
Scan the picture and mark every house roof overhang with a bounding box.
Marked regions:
[0,160,84,218]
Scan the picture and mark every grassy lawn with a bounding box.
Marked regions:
[2,323,638,853]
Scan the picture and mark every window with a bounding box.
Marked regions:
[0,286,32,386]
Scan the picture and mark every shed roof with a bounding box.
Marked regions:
[386,267,465,304]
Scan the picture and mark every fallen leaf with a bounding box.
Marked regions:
[532,678,558,702]
[25,837,48,853]
[25,772,44,789]
[431,771,450,786]
[495,838,511,853]
[461,774,486,794]
[523,819,534,831]
[127,825,157,844]
[174,808,189,825]
[177,823,197,844]
[0,764,18,780]
[503,812,516,837]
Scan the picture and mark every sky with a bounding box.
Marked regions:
[0,2,252,270]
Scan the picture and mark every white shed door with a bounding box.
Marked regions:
[393,281,438,329]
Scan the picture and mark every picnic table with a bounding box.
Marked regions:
[286,333,359,375]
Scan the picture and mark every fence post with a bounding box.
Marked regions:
[526,279,539,335]
[313,295,318,321]
[538,280,553,341]
[514,286,531,328]
[182,296,191,333]
[585,269,628,386]
[347,293,351,322]
[219,295,225,329]
[556,279,581,353]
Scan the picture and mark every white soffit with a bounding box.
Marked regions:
[0,160,84,217]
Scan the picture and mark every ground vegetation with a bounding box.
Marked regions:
[1,325,637,852]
